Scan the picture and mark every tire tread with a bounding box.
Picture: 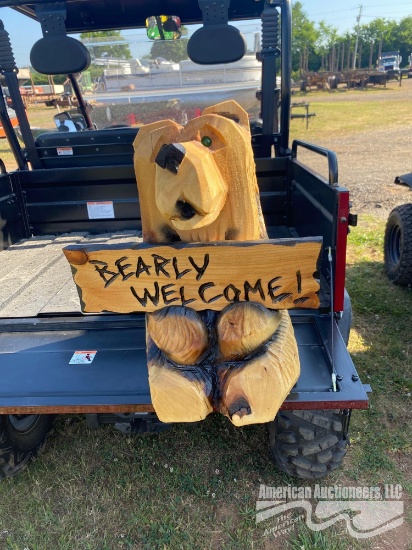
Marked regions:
[269,410,348,479]
[384,203,412,286]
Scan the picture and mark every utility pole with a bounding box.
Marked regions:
[352,5,363,70]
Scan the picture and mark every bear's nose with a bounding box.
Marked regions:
[155,143,186,174]
[175,200,197,219]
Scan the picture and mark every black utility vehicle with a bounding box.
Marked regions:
[0,0,369,480]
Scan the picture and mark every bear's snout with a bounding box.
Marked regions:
[155,143,186,175]
[175,200,197,220]
[154,140,228,234]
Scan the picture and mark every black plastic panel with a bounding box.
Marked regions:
[17,156,292,235]
[34,128,138,169]
[0,174,26,249]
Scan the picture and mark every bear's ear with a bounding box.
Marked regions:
[202,100,249,129]
[148,125,183,164]
[133,120,182,157]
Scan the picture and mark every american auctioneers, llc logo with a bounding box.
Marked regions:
[256,484,404,539]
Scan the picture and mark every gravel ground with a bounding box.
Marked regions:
[296,78,412,220]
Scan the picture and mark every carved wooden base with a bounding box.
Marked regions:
[148,362,213,423]
[218,308,300,426]
[146,302,300,425]
[133,102,300,424]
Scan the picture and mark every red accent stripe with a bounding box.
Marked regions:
[281,400,369,410]
[335,190,350,312]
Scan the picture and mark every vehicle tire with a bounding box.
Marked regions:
[268,409,348,479]
[0,414,53,480]
[384,203,412,286]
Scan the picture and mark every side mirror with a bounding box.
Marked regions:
[54,111,87,132]
[146,15,182,40]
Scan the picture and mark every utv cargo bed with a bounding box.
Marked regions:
[0,172,369,414]
[0,311,369,416]
[0,231,143,317]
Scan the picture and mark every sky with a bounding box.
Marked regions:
[1,1,411,68]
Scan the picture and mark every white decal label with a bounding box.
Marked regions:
[87,201,115,219]
[57,147,74,156]
[69,350,97,364]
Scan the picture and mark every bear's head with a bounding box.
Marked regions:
[133,100,267,243]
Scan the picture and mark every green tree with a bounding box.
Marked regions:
[148,39,189,63]
[394,16,412,67]
[291,2,319,72]
[315,21,339,70]
[30,70,66,85]
[80,31,132,60]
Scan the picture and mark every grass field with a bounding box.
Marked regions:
[289,81,412,142]
[0,85,411,549]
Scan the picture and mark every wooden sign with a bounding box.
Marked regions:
[63,238,321,314]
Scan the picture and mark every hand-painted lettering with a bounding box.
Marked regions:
[89,260,119,288]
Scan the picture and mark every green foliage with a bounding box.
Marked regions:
[86,64,105,82]
[80,31,132,60]
[30,70,66,85]
[291,5,412,72]
[149,39,189,62]
[292,2,319,70]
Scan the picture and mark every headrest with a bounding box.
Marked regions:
[187,0,246,65]
[29,2,90,75]
[30,36,91,75]
[188,26,246,65]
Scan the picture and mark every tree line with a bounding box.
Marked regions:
[293,1,412,73]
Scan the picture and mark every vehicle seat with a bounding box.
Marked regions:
[34,127,139,168]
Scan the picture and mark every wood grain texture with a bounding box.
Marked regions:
[218,309,300,426]
[63,239,321,313]
[144,304,300,426]
[147,321,214,422]
[217,302,282,361]
[133,100,267,242]
[147,306,208,365]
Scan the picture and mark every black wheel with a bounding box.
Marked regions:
[384,203,412,286]
[268,410,348,479]
[0,414,53,479]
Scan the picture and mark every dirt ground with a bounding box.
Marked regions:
[297,78,412,219]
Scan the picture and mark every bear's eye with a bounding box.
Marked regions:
[201,135,212,147]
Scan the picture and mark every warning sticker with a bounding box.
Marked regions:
[57,147,74,156]
[69,351,97,364]
[87,201,115,219]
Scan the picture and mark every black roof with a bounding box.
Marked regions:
[0,0,265,33]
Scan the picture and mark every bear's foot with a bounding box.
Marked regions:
[147,306,213,422]
[218,308,300,426]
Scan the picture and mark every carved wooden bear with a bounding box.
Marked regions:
[133,101,300,426]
